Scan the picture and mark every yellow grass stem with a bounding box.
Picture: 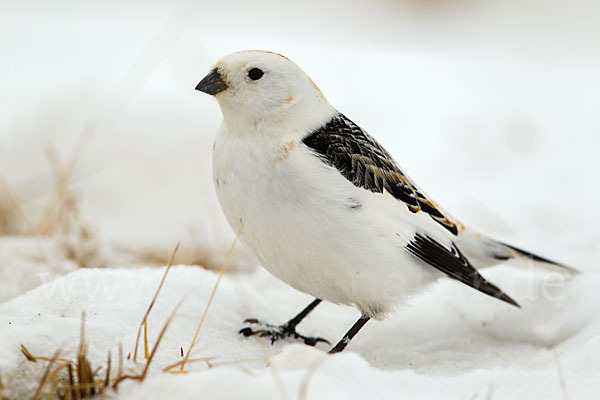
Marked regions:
[32,350,60,400]
[178,224,242,372]
[143,319,149,360]
[133,242,180,362]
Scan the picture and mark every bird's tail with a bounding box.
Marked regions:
[496,240,578,274]
[458,230,578,274]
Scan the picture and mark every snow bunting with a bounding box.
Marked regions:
[196,50,576,353]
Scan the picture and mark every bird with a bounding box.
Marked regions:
[195,50,576,354]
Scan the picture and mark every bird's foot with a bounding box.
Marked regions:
[239,318,330,346]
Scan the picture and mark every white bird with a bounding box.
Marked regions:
[195,50,575,353]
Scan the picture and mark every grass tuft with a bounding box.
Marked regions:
[15,227,249,397]
[22,313,109,399]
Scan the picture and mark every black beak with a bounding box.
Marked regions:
[195,68,228,95]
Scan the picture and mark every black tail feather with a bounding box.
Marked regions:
[500,242,578,274]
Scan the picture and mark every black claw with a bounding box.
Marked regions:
[298,334,330,346]
[239,327,254,337]
[243,318,259,324]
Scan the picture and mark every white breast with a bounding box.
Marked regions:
[212,124,440,319]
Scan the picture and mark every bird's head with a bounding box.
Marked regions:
[196,50,334,133]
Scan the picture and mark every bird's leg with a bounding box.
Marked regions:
[239,298,330,346]
[328,315,370,354]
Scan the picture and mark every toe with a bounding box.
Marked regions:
[315,337,331,345]
[305,336,330,346]
[239,327,255,336]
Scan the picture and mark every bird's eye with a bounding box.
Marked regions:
[248,68,264,81]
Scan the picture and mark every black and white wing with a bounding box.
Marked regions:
[406,234,519,306]
[302,113,461,236]
[302,113,519,307]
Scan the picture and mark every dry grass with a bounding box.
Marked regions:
[19,299,183,398]
[174,223,242,372]
[2,0,197,260]
[134,243,230,271]
[22,313,110,399]
[16,243,184,398]
[0,177,27,235]
[34,144,87,237]
[133,243,180,362]
[34,144,104,269]
[0,11,258,397]
[11,224,259,398]
[112,301,184,389]
[0,138,104,269]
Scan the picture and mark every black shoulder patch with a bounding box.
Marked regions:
[302,113,460,236]
[406,233,519,307]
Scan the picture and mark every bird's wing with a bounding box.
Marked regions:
[302,112,462,236]
[406,233,519,306]
[302,113,519,307]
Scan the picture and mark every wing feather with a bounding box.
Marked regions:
[302,113,519,306]
[407,233,519,307]
[302,113,461,235]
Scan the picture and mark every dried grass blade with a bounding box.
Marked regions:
[133,242,180,362]
[179,224,242,371]
[139,298,184,381]
[21,344,37,362]
[32,349,60,400]
[68,363,78,400]
[103,351,111,390]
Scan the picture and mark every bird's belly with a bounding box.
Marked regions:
[213,136,436,318]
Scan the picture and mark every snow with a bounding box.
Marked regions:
[0,237,78,303]
[1,263,600,399]
[1,0,600,398]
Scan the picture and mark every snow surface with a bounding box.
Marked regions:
[1,261,600,399]
[2,0,600,398]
